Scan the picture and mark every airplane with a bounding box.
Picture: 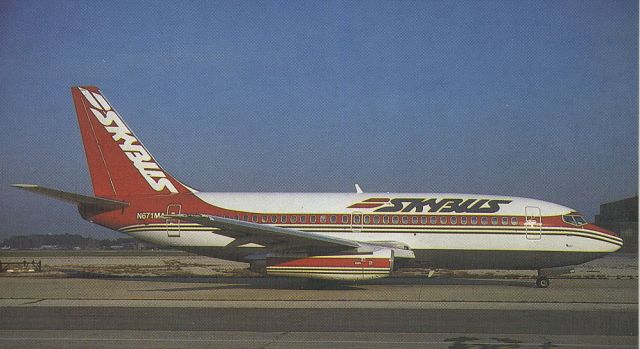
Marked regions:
[12,86,623,288]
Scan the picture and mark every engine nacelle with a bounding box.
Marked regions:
[266,249,393,281]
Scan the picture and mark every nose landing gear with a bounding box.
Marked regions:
[535,266,574,288]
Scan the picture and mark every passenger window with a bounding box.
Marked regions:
[330,215,337,223]
[320,215,327,223]
[511,217,517,225]
[364,215,370,224]
[392,216,399,224]
[310,216,316,223]
[471,216,477,224]
[281,216,287,223]
[373,216,380,224]
[481,217,488,225]
[342,215,349,224]
[440,216,447,224]
[461,216,467,224]
[491,217,498,225]
[383,216,389,224]
[253,215,258,222]
[271,216,277,223]
[261,216,267,223]
[299,216,305,223]
[243,215,248,221]
[421,216,427,224]
[412,216,418,224]
[430,216,437,224]
[291,216,297,223]
[501,217,508,225]
[400,216,407,224]
[451,216,457,224]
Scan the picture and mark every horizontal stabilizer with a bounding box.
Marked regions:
[12,184,128,210]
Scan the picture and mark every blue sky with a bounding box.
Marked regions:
[0,0,637,238]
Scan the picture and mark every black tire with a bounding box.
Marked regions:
[536,277,550,288]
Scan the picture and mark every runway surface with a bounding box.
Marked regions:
[0,276,637,348]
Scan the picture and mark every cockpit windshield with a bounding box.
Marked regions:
[562,214,588,226]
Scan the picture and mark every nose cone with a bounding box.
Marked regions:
[587,224,624,250]
[588,223,619,238]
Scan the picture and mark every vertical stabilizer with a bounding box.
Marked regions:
[71,86,189,197]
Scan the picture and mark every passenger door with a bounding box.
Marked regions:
[524,206,542,240]
[166,204,182,237]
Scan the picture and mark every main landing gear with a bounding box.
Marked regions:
[535,276,550,288]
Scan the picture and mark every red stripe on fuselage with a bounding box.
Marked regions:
[267,257,391,269]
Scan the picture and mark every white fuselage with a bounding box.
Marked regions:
[117,192,622,270]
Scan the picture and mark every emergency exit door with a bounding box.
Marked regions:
[351,212,363,232]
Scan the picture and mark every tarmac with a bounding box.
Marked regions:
[0,252,637,348]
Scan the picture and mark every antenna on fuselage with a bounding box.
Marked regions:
[355,184,364,194]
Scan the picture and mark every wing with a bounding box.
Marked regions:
[169,214,415,259]
[167,214,365,254]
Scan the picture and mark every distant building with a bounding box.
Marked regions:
[39,245,59,250]
[595,196,638,253]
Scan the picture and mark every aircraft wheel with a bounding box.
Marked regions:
[535,277,550,288]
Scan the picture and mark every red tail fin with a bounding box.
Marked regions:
[72,86,190,197]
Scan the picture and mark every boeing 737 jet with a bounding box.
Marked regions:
[13,86,623,287]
